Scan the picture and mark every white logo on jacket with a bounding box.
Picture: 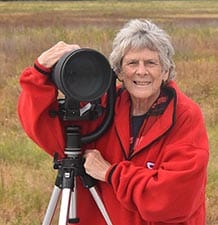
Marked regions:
[146,162,155,169]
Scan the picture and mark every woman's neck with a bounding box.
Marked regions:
[131,92,160,116]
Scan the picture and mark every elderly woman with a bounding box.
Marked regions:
[18,19,209,225]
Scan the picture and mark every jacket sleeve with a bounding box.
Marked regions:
[17,64,65,158]
[106,103,209,223]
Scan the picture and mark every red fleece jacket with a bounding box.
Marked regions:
[18,63,209,225]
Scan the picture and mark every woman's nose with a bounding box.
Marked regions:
[136,62,148,76]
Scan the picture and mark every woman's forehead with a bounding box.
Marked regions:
[123,47,159,59]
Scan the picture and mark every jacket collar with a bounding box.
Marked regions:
[114,82,176,158]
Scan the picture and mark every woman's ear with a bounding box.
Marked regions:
[162,70,169,82]
[117,71,124,82]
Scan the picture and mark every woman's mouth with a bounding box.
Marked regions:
[133,80,152,86]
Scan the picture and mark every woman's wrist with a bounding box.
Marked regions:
[34,59,52,76]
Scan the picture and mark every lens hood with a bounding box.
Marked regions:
[52,48,112,102]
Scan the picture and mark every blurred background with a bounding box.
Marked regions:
[0,1,217,224]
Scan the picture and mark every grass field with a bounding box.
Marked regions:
[0,1,218,224]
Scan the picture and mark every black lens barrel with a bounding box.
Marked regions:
[52,48,112,102]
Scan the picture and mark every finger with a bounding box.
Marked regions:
[38,41,81,68]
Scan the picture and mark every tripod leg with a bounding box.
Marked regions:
[89,187,113,225]
[68,177,80,224]
[42,185,61,225]
[58,188,72,225]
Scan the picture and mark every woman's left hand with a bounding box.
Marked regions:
[83,149,111,182]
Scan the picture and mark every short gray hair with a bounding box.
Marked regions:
[109,19,176,81]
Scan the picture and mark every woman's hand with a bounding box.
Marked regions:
[83,149,111,182]
[37,41,80,68]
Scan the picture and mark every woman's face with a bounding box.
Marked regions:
[119,48,169,103]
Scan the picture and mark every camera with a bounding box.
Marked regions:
[50,48,116,125]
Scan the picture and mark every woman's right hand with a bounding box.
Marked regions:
[37,41,81,68]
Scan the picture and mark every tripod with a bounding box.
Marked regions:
[41,59,117,224]
[42,126,113,225]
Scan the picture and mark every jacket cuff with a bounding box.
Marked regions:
[34,59,52,76]
[105,164,118,184]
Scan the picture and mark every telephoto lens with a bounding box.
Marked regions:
[52,48,112,101]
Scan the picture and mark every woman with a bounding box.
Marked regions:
[18,19,209,225]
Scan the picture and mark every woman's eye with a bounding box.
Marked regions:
[128,61,137,65]
[146,61,159,67]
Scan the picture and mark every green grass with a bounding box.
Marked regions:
[0,1,218,224]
